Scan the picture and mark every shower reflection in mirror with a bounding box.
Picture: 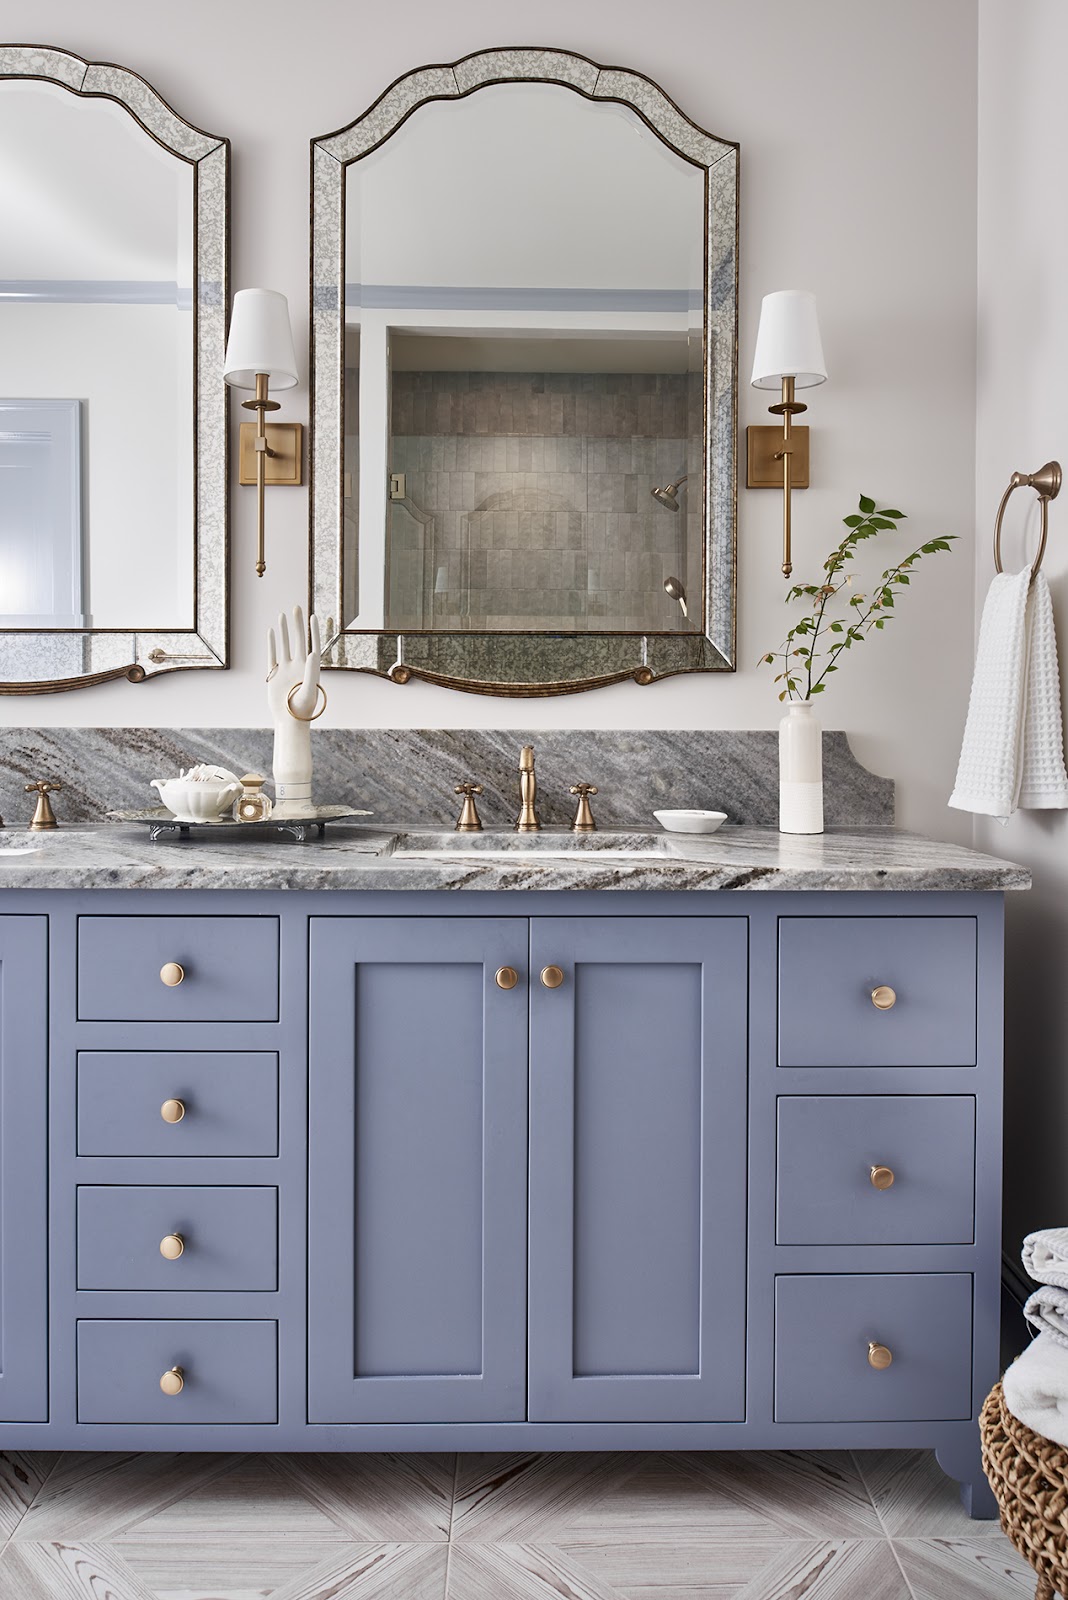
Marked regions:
[341,84,705,638]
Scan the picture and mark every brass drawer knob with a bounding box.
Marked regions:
[867,1341,893,1370]
[160,1365,185,1396]
[495,966,519,990]
[160,1098,186,1124]
[159,1233,185,1260]
[541,965,565,989]
[870,1165,895,1190]
[871,985,897,1010]
[160,962,185,987]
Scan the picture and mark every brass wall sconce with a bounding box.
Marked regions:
[747,289,827,578]
[223,288,303,577]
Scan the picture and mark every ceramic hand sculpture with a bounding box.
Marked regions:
[267,606,323,811]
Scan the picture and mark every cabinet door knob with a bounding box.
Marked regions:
[160,962,185,987]
[159,1365,185,1396]
[159,1233,185,1260]
[541,965,565,989]
[495,966,519,990]
[870,1165,895,1190]
[871,985,897,1010]
[867,1341,893,1370]
[160,1098,186,1124]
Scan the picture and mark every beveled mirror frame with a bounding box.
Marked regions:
[310,47,738,695]
[0,45,229,693]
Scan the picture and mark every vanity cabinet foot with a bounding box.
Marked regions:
[935,1439,1000,1520]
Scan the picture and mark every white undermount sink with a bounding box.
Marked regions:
[0,835,43,855]
[392,829,675,861]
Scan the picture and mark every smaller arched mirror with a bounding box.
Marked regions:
[311,48,737,695]
[0,46,229,692]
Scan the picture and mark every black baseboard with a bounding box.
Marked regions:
[1002,1252,1033,1369]
[1002,1251,1031,1311]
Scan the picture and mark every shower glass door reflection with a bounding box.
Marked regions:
[384,330,703,635]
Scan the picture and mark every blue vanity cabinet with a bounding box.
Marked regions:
[0,917,47,1420]
[0,884,1006,1517]
[307,916,530,1423]
[527,916,749,1422]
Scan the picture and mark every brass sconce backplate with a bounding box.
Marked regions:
[239,422,304,486]
[746,424,810,489]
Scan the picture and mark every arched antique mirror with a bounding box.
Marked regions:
[310,48,737,694]
[0,45,229,691]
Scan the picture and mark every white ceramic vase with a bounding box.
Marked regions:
[779,700,824,835]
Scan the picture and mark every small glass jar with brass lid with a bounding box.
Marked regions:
[233,774,273,823]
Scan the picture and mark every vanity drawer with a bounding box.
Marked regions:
[77,1319,278,1423]
[77,916,279,1022]
[776,1095,975,1244]
[774,1273,973,1422]
[77,1186,278,1291]
[77,1051,279,1157]
[778,917,977,1066]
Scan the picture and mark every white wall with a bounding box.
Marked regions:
[2,0,980,845]
[976,0,1068,1256]
[0,80,190,280]
[347,84,703,291]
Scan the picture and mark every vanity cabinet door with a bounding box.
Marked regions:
[528,917,748,1422]
[307,916,529,1423]
[0,917,48,1419]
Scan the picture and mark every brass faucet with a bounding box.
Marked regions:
[26,780,61,830]
[515,745,540,832]
[454,782,484,832]
[570,783,598,832]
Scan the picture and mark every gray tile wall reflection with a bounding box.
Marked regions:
[385,372,701,632]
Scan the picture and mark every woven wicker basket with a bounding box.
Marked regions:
[981,1381,1068,1600]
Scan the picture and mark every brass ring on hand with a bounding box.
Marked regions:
[286,683,327,722]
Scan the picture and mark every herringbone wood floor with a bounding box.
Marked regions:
[0,1447,1035,1599]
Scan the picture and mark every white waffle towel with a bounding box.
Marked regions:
[949,569,1068,822]
[1023,1226,1068,1289]
[1025,1286,1068,1349]
[1004,1331,1068,1447]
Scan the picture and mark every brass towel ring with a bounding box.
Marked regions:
[993,461,1061,579]
[286,683,327,722]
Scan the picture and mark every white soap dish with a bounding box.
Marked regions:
[654,809,728,835]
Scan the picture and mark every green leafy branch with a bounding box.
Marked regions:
[760,496,956,701]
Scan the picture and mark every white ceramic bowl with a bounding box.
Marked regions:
[152,772,242,823]
[654,809,728,835]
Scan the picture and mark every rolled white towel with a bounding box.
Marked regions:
[1023,1226,1068,1289]
[1025,1286,1068,1348]
[1003,1331,1068,1447]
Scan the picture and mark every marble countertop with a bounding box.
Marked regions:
[0,822,1030,892]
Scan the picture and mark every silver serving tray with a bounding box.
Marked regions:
[108,804,373,844]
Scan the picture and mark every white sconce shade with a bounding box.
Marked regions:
[224,288,299,390]
[750,290,827,390]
